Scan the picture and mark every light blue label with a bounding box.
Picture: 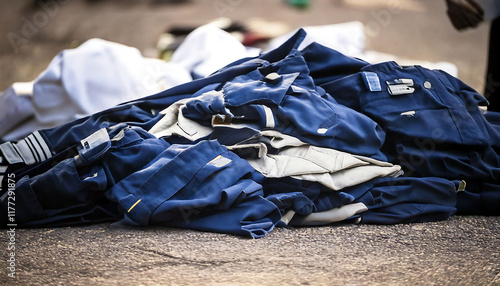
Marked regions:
[362,72,382,92]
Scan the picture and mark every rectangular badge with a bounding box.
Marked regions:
[387,84,415,95]
[386,78,415,96]
[362,72,382,92]
[386,78,414,86]
[81,128,109,150]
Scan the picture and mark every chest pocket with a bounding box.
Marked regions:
[223,71,299,107]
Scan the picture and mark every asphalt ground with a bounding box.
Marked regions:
[1,216,500,285]
[0,0,499,285]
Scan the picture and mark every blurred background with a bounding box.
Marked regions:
[0,0,490,93]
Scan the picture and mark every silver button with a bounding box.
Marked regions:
[424,81,432,89]
[264,72,282,84]
[317,128,328,134]
[400,111,415,117]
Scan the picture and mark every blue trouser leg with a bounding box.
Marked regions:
[0,126,171,227]
[106,140,281,238]
[355,177,458,224]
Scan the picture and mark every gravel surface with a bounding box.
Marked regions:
[1,216,499,285]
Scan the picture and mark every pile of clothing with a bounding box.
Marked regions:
[1,28,498,238]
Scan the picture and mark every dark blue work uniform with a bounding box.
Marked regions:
[0,29,498,238]
[319,60,500,215]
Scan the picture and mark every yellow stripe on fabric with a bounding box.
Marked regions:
[127,199,142,213]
